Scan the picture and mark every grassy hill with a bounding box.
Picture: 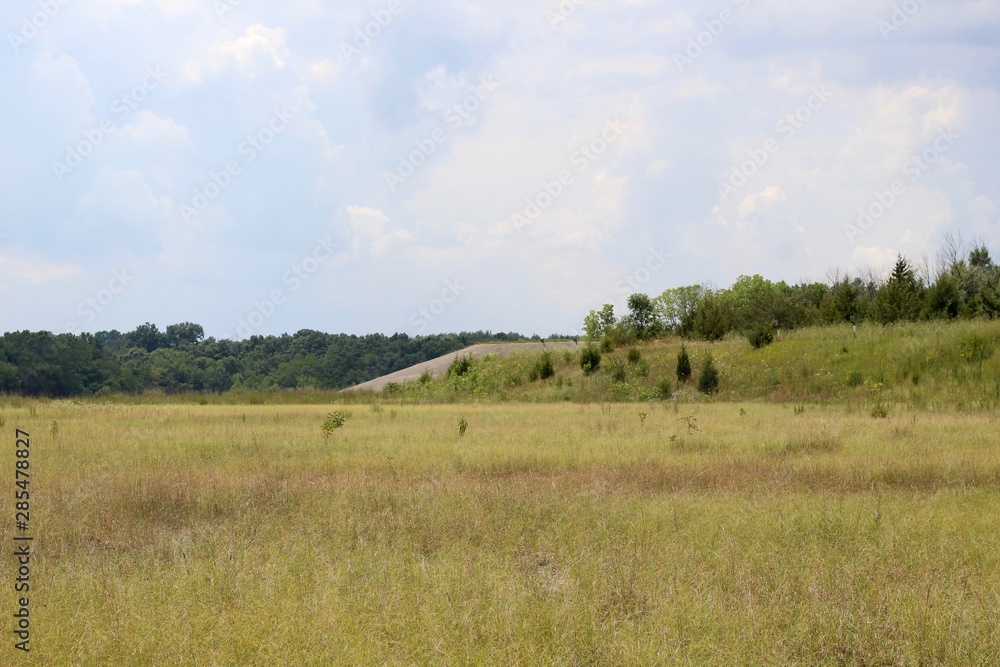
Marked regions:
[371,319,1000,412]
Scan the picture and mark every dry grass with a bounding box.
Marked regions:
[2,400,1000,665]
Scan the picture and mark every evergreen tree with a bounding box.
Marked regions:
[676,344,692,383]
[872,256,925,324]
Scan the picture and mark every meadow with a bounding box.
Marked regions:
[3,398,999,665]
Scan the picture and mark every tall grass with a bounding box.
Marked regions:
[369,319,1000,409]
[2,401,999,664]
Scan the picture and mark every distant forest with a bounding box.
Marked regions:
[3,236,997,399]
[586,234,999,347]
[0,328,526,398]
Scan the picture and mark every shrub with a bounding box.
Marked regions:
[627,348,642,364]
[656,377,672,398]
[419,370,433,384]
[448,356,473,377]
[383,382,401,395]
[580,346,602,374]
[697,354,720,394]
[676,344,692,383]
[534,352,555,381]
[608,358,628,384]
[747,323,774,349]
[321,410,349,437]
[847,370,864,387]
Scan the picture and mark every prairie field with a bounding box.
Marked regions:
[3,399,1000,665]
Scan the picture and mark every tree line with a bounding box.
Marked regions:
[0,326,524,397]
[585,235,999,348]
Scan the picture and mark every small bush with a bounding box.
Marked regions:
[747,323,774,349]
[847,370,864,387]
[656,377,672,398]
[383,382,401,395]
[448,356,473,377]
[697,354,720,395]
[580,346,602,374]
[534,352,555,381]
[627,348,642,364]
[600,338,614,353]
[321,410,349,437]
[676,344,692,383]
[608,358,628,384]
[419,370,433,384]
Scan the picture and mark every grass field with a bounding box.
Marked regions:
[3,399,1000,665]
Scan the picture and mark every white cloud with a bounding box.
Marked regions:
[30,53,95,125]
[3,0,1000,336]
[182,24,290,84]
[0,252,84,287]
[346,206,414,255]
[117,111,193,152]
[78,167,173,225]
[739,186,788,219]
[851,245,899,272]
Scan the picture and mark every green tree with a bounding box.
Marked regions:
[126,323,165,352]
[676,344,692,383]
[164,322,205,348]
[625,293,660,340]
[872,256,925,324]
[697,353,720,394]
[583,304,616,340]
[691,291,735,341]
[654,285,706,336]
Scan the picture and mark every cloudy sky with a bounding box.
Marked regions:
[1,0,998,339]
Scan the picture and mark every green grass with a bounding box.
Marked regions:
[360,319,1000,409]
[3,400,1000,664]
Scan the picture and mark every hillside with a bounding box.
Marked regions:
[360,320,1000,412]
[344,341,580,391]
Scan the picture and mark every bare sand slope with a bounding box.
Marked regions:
[343,341,580,392]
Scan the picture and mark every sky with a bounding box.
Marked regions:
[1,0,998,340]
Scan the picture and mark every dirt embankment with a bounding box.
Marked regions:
[343,341,580,392]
